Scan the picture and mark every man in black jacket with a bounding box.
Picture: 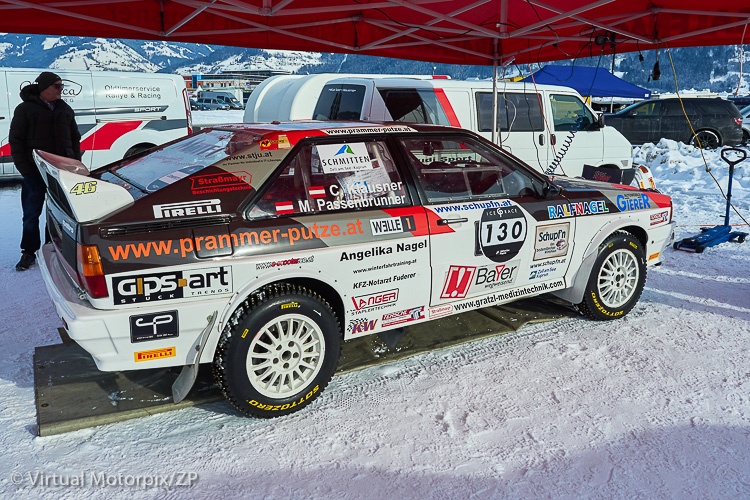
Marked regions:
[10,71,81,271]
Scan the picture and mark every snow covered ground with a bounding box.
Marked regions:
[0,128,748,498]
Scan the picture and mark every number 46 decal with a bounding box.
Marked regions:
[69,181,97,195]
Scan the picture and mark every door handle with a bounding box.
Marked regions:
[550,133,557,146]
[538,133,545,146]
[437,218,468,226]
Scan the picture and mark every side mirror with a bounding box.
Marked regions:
[596,112,604,128]
[543,181,561,200]
[628,110,638,116]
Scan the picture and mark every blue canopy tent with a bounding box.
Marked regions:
[521,65,651,99]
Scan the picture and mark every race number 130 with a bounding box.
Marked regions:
[481,219,525,244]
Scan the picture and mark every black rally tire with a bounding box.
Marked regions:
[577,232,647,321]
[213,284,341,418]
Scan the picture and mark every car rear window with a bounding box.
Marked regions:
[109,128,267,192]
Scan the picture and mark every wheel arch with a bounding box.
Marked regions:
[691,128,723,147]
[552,220,647,305]
[201,273,345,364]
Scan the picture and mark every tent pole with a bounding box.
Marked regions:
[492,38,499,145]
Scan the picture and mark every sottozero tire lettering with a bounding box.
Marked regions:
[213,285,340,417]
[578,232,646,321]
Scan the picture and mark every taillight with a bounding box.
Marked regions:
[183,88,193,135]
[669,198,673,223]
[734,117,742,126]
[77,244,108,298]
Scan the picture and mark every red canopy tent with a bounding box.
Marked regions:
[0,1,747,66]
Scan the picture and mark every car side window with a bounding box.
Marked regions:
[248,140,409,219]
[549,94,596,131]
[631,101,660,116]
[397,135,543,203]
[662,101,684,116]
[379,89,453,125]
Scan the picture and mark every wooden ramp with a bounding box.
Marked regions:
[34,298,573,436]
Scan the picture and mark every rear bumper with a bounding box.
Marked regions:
[38,243,223,372]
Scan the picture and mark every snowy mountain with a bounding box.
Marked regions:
[0,33,747,94]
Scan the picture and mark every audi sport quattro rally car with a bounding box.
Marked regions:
[34,121,675,418]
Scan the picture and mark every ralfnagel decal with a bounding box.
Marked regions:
[112,266,232,304]
[534,223,570,261]
[134,347,176,362]
[129,311,179,343]
[547,200,609,219]
[476,206,527,263]
[153,199,222,219]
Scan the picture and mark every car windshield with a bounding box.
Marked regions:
[109,128,264,192]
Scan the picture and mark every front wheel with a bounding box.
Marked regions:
[577,232,647,320]
[213,284,341,418]
[690,130,720,149]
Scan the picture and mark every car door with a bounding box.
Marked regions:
[619,100,661,144]
[246,135,432,338]
[394,133,575,308]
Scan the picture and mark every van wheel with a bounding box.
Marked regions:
[213,284,341,418]
[690,130,720,149]
[577,232,646,321]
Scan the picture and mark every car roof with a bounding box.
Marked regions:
[210,121,460,141]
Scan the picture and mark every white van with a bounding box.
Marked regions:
[244,74,634,178]
[198,90,243,110]
[0,68,192,178]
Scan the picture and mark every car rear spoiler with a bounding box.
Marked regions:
[33,150,134,223]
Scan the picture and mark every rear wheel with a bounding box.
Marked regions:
[213,284,341,418]
[690,130,720,149]
[577,232,647,320]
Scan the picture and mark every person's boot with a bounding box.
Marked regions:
[15,251,36,271]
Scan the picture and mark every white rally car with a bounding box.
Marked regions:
[35,121,675,417]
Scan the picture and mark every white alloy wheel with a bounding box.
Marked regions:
[246,314,326,399]
[596,248,640,309]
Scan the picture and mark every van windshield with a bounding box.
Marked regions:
[109,128,262,192]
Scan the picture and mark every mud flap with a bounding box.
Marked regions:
[172,311,217,404]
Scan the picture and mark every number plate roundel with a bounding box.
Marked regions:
[478,206,527,262]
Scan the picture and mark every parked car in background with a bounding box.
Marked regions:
[0,68,192,178]
[198,90,244,110]
[739,104,750,145]
[604,97,743,149]
[189,98,205,111]
[35,121,675,418]
[196,97,230,110]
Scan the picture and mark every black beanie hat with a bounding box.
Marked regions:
[36,71,62,92]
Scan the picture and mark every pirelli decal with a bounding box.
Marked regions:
[134,347,176,362]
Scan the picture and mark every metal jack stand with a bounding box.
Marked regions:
[674,147,748,253]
